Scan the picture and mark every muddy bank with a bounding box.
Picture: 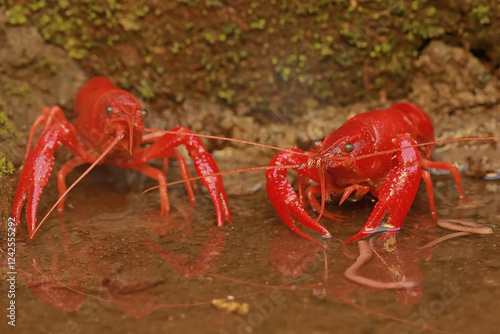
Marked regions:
[2,9,500,236]
[2,1,500,110]
[0,3,500,334]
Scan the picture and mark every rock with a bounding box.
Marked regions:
[3,26,45,67]
[409,41,499,113]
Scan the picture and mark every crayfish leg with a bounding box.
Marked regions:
[25,106,69,159]
[172,149,198,206]
[420,169,437,219]
[305,185,345,220]
[421,158,465,199]
[144,136,198,206]
[57,156,86,215]
[129,165,169,216]
[339,184,371,206]
[128,126,231,226]
[297,175,309,207]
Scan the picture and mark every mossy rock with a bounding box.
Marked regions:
[0,155,14,177]
[2,0,499,116]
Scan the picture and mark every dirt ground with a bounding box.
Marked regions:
[1,3,500,334]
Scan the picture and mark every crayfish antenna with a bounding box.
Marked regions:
[31,132,125,239]
[353,136,500,163]
[143,128,310,157]
[141,163,305,194]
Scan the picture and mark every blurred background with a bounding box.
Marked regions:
[1,1,500,333]
[1,0,500,175]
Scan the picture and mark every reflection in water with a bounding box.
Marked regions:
[14,176,498,333]
[270,230,324,278]
[269,225,428,306]
[141,227,227,277]
[143,202,194,241]
[18,203,228,319]
[269,212,493,310]
[19,241,99,312]
[345,240,418,290]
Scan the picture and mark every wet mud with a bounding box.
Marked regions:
[1,6,500,334]
[1,155,499,334]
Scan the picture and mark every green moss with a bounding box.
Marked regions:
[132,4,149,17]
[426,6,436,16]
[370,42,393,58]
[375,77,386,88]
[203,30,217,44]
[340,25,368,48]
[0,112,15,135]
[137,80,156,99]
[3,0,498,113]
[6,5,30,24]
[312,81,334,101]
[0,155,15,177]
[472,3,492,25]
[0,107,15,180]
[3,80,32,103]
[404,20,445,40]
[250,19,266,30]
[171,42,184,54]
[335,49,353,67]
[177,0,199,5]
[222,22,243,40]
[205,0,223,8]
[218,90,235,104]
[4,0,133,60]
[320,44,334,59]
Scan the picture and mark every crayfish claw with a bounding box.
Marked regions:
[347,135,422,243]
[266,151,332,242]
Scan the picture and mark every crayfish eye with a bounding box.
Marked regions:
[105,106,114,115]
[140,109,149,119]
[343,143,354,153]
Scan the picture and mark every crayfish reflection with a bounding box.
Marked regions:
[18,203,227,319]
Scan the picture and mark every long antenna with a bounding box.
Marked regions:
[142,164,304,194]
[143,136,500,194]
[31,133,125,239]
[143,128,309,156]
[352,136,500,162]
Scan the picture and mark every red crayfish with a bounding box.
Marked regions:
[11,77,231,239]
[266,102,466,242]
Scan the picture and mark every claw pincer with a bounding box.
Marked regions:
[266,103,464,242]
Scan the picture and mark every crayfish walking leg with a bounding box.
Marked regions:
[124,126,232,226]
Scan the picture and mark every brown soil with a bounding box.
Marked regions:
[1,4,500,334]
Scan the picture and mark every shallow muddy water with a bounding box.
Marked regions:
[3,156,499,334]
